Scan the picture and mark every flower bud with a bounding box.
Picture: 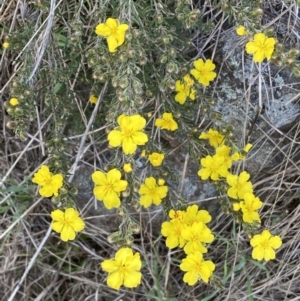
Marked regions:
[15,107,23,116]
[167,79,175,90]
[111,77,119,88]
[119,78,129,89]
[132,80,143,95]
[117,94,128,102]
[98,73,108,83]
[132,29,140,38]
[18,132,27,141]
[177,13,185,21]
[160,55,168,64]
[70,187,78,195]
[134,96,144,105]
[145,90,153,97]
[189,9,200,22]
[125,32,132,41]
[119,53,128,63]
[12,81,19,88]
[252,7,263,16]
[51,196,60,204]
[157,13,163,24]
[127,49,135,58]
[6,107,15,115]
[139,57,147,65]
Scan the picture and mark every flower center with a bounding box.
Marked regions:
[124,128,133,137]
[262,240,270,249]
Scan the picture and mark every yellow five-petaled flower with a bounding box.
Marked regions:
[32,165,63,197]
[108,114,148,155]
[101,247,142,290]
[95,18,129,53]
[245,33,276,63]
[92,168,128,209]
[250,230,282,261]
[174,75,196,104]
[190,59,217,87]
[180,251,215,285]
[155,112,178,131]
[51,208,85,242]
[138,177,168,208]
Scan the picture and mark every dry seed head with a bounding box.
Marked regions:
[125,235,134,245]
[129,222,141,234]
[6,108,15,115]
[6,121,17,129]
[131,199,140,211]
[107,232,122,244]
[288,48,300,58]
[166,62,178,74]
[292,65,300,77]
[121,188,131,198]
[117,207,126,216]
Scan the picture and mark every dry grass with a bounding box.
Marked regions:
[1,0,300,300]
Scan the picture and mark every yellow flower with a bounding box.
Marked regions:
[181,222,214,254]
[138,177,168,208]
[32,165,63,197]
[3,42,9,49]
[239,193,263,223]
[245,33,276,63]
[169,209,185,221]
[141,150,147,157]
[180,252,215,285]
[161,219,186,249]
[107,114,148,155]
[123,163,132,173]
[155,112,178,131]
[199,129,224,148]
[183,204,212,226]
[51,208,85,242]
[226,171,253,199]
[250,230,282,261]
[215,145,232,169]
[190,59,217,87]
[101,247,142,290]
[231,143,252,161]
[89,95,98,104]
[9,97,19,106]
[236,26,246,36]
[198,154,229,181]
[157,178,165,186]
[95,18,129,53]
[92,168,128,209]
[174,75,196,104]
[148,152,164,166]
